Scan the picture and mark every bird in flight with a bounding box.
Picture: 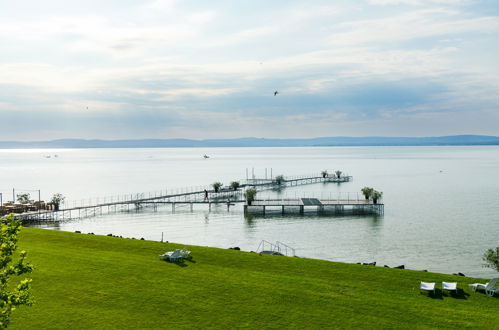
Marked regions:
[274,91,279,96]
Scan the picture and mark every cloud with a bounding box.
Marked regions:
[0,0,498,139]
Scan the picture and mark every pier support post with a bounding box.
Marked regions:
[262,205,266,216]
[299,206,304,214]
[172,203,175,212]
[282,205,284,214]
[243,205,247,214]
[190,202,193,212]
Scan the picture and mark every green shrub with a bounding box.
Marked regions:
[483,247,499,272]
[0,214,33,328]
[275,175,285,185]
[229,181,240,191]
[371,190,383,204]
[212,182,223,193]
[244,188,257,205]
[17,193,31,204]
[361,187,373,200]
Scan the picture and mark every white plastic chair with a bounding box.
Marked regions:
[420,282,435,294]
[442,282,457,294]
[469,278,499,297]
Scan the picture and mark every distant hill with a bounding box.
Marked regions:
[1,135,499,148]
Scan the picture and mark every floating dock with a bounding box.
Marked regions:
[244,198,383,216]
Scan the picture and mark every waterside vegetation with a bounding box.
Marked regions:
[11,227,499,329]
[0,216,33,328]
[244,188,257,205]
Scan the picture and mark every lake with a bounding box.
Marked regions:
[1,146,498,278]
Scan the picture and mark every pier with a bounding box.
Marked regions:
[3,172,367,222]
[244,198,383,216]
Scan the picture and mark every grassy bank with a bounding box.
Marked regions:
[11,227,498,329]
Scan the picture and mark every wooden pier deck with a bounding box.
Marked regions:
[10,173,359,222]
[244,198,383,216]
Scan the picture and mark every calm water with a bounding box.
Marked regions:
[1,146,498,278]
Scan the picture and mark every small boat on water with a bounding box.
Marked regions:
[203,154,210,159]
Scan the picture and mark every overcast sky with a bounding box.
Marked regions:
[1,0,499,140]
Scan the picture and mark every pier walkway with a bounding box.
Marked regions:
[10,173,356,222]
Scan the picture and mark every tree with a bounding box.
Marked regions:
[335,170,342,178]
[51,193,65,211]
[244,188,257,205]
[321,170,328,178]
[16,194,30,204]
[274,175,285,185]
[229,181,240,191]
[212,182,223,193]
[0,214,33,328]
[361,187,373,200]
[483,247,499,272]
[371,190,383,204]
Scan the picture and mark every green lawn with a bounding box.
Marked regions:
[10,227,499,329]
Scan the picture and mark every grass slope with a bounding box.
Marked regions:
[11,228,499,329]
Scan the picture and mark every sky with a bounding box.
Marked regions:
[1,0,499,140]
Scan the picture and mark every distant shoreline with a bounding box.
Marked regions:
[1,135,499,149]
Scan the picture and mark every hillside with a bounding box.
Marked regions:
[11,228,499,329]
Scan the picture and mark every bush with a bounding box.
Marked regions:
[483,247,499,272]
[17,193,31,204]
[0,214,33,328]
[212,182,223,193]
[275,175,285,185]
[229,181,240,191]
[371,190,383,204]
[361,187,374,200]
[51,193,65,206]
[244,188,257,205]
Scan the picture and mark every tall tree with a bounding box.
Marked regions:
[0,214,33,328]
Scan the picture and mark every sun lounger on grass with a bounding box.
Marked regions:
[180,249,191,259]
[159,249,192,262]
[469,278,499,297]
[159,249,183,262]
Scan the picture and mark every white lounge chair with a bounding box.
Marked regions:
[469,278,499,297]
[420,282,436,294]
[442,282,457,294]
[180,249,191,259]
[159,249,183,262]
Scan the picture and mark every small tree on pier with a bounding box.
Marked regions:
[335,170,342,178]
[275,175,285,185]
[371,190,383,204]
[51,193,65,211]
[229,181,240,191]
[244,188,257,205]
[483,247,499,272]
[321,170,328,178]
[0,214,33,328]
[212,182,223,193]
[361,187,374,200]
[16,193,31,204]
